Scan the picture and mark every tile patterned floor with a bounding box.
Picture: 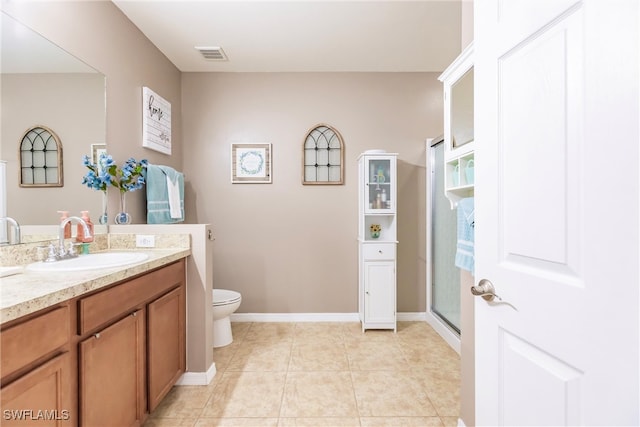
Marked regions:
[144,321,460,427]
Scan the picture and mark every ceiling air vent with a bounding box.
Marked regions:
[195,46,228,61]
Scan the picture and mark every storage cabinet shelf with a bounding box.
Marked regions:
[358,152,397,332]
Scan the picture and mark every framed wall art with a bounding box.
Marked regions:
[142,86,172,155]
[91,143,107,164]
[231,143,272,183]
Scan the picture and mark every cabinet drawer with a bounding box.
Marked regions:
[78,260,185,335]
[1,305,69,381]
[362,243,396,260]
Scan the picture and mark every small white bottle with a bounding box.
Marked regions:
[381,189,387,203]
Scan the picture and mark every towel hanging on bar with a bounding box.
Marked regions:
[146,164,185,224]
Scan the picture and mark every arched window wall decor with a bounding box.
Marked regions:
[19,126,63,187]
[302,124,344,185]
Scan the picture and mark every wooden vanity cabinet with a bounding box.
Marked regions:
[76,259,186,426]
[0,305,71,426]
[1,354,71,427]
[147,286,185,412]
[0,258,186,427]
[79,310,145,427]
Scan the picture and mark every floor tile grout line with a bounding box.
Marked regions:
[166,321,459,426]
[277,322,295,420]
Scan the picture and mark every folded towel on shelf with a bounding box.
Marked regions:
[146,164,184,224]
[455,197,475,274]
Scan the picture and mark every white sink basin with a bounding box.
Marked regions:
[27,252,149,272]
[0,266,23,278]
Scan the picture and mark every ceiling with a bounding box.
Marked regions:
[111,0,463,73]
[1,11,98,74]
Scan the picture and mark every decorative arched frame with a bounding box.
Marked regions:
[302,124,344,185]
[19,125,63,187]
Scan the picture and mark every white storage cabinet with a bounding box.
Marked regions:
[438,42,475,208]
[358,152,397,332]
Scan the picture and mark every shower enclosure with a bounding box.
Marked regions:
[426,137,460,350]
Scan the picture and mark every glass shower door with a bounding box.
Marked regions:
[430,140,461,334]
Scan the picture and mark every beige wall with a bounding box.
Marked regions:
[2,1,183,225]
[182,72,442,313]
[461,0,474,50]
[2,73,105,224]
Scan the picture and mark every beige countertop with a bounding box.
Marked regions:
[0,248,190,325]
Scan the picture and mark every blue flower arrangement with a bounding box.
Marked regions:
[82,153,148,193]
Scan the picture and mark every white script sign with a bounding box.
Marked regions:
[142,86,172,155]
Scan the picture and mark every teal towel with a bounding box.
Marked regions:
[455,197,474,274]
[146,164,184,224]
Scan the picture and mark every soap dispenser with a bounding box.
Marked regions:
[58,211,71,239]
[76,211,94,243]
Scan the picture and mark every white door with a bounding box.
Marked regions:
[364,261,395,325]
[475,1,639,425]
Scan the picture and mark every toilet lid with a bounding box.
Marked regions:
[213,289,241,306]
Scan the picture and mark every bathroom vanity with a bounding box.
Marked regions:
[0,249,189,426]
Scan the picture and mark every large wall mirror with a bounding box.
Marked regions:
[1,11,106,241]
[450,67,474,148]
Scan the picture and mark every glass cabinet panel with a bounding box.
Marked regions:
[365,158,393,212]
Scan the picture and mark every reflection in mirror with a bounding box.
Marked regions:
[451,67,474,148]
[1,11,107,242]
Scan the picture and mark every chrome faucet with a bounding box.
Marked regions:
[46,216,91,261]
[0,217,21,245]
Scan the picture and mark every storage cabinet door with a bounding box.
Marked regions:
[364,157,396,213]
[363,261,396,324]
[79,311,145,427]
[0,353,71,426]
[147,286,185,412]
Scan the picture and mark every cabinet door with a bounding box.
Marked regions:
[0,353,71,426]
[363,261,396,325]
[147,286,185,412]
[364,157,395,213]
[79,311,145,427]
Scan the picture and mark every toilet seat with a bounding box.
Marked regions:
[213,289,241,306]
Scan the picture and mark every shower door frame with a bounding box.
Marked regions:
[426,137,460,354]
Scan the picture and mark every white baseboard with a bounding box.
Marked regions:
[397,312,427,321]
[230,312,427,323]
[231,312,360,322]
[175,362,216,386]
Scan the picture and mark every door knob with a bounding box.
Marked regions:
[471,279,501,302]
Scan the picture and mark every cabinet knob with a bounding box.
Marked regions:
[94,333,100,339]
[132,311,137,317]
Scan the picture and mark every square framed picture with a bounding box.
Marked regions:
[231,143,272,183]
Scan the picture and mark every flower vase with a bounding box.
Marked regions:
[115,192,132,225]
[98,192,108,225]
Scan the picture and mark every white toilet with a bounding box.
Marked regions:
[212,289,242,348]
